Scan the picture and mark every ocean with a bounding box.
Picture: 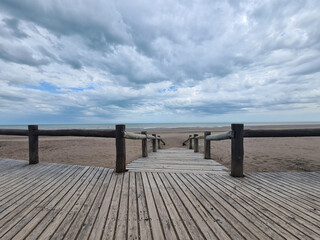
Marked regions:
[0,122,319,130]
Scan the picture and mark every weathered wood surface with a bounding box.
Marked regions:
[0,158,320,239]
[244,128,320,138]
[206,131,233,141]
[127,148,228,174]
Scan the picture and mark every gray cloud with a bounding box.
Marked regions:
[0,0,319,123]
[0,44,50,66]
[3,17,28,38]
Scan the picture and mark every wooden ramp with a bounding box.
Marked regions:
[1,158,320,239]
[127,148,228,174]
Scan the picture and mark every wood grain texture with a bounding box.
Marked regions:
[0,159,320,239]
[127,148,228,174]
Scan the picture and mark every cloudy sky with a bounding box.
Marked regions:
[0,0,319,124]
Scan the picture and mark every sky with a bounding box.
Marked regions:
[0,0,320,124]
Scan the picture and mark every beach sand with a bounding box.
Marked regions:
[1,124,320,173]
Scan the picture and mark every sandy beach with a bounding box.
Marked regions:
[0,124,320,173]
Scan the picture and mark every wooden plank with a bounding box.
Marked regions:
[187,173,272,239]
[146,172,177,239]
[210,174,318,239]
[0,165,67,220]
[127,148,228,174]
[201,174,296,239]
[127,164,226,170]
[242,175,320,224]
[128,169,227,175]
[0,166,85,239]
[152,172,191,240]
[114,172,130,239]
[127,172,139,240]
[158,173,205,240]
[1,159,320,240]
[12,167,99,240]
[0,164,55,199]
[169,173,231,239]
[141,172,164,240]
[88,171,118,240]
[249,173,319,208]
[101,173,124,239]
[163,172,219,239]
[53,168,106,240]
[76,169,113,239]
[135,172,152,240]
[3,167,92,239]
[38,168,107,239]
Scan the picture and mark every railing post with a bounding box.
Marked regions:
[141,131,148,157]
[204,131,211,159]
[157,135,161,149]
[116,124,126,173]
[231,124,244,177]
[28,125,39,164]
[194,134,199,152]
[152,134,157,152]
[189,135,193,149]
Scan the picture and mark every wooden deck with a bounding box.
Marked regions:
[0,157,320,239]
[127,148,228,174]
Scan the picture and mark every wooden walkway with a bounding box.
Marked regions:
[1,158,320,239]
[127,148,228,174]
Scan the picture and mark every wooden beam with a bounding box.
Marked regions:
[244,128,320,138]
[141,131,148,157]
[37,129,116,138]
[231,124,244,177]
[28,125,39,164]
[152,134,157,152]
[204,131,211,159]
[157,135,161,149]
[206,131,233,141]
[194,134,199,152]
[189,135,193,149]
[116,125,126,173]
[0,129,28,135]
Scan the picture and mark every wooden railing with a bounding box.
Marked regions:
[184,123,320,177]
[0,124,165,173]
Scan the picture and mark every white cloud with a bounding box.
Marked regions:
[0,0,319,124]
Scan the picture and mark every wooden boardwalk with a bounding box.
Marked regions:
[0,158,320,239]
[127,148,228,174]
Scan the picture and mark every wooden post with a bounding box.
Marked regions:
[141,131,148,157]
[189,135,193,149]
[194,134,199,152]
[231,124,244,177]
[116,124,126,173]
[152,134,157,152]
[28,125,39,164]
[157,135,161,149]
[204,131,211,159]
